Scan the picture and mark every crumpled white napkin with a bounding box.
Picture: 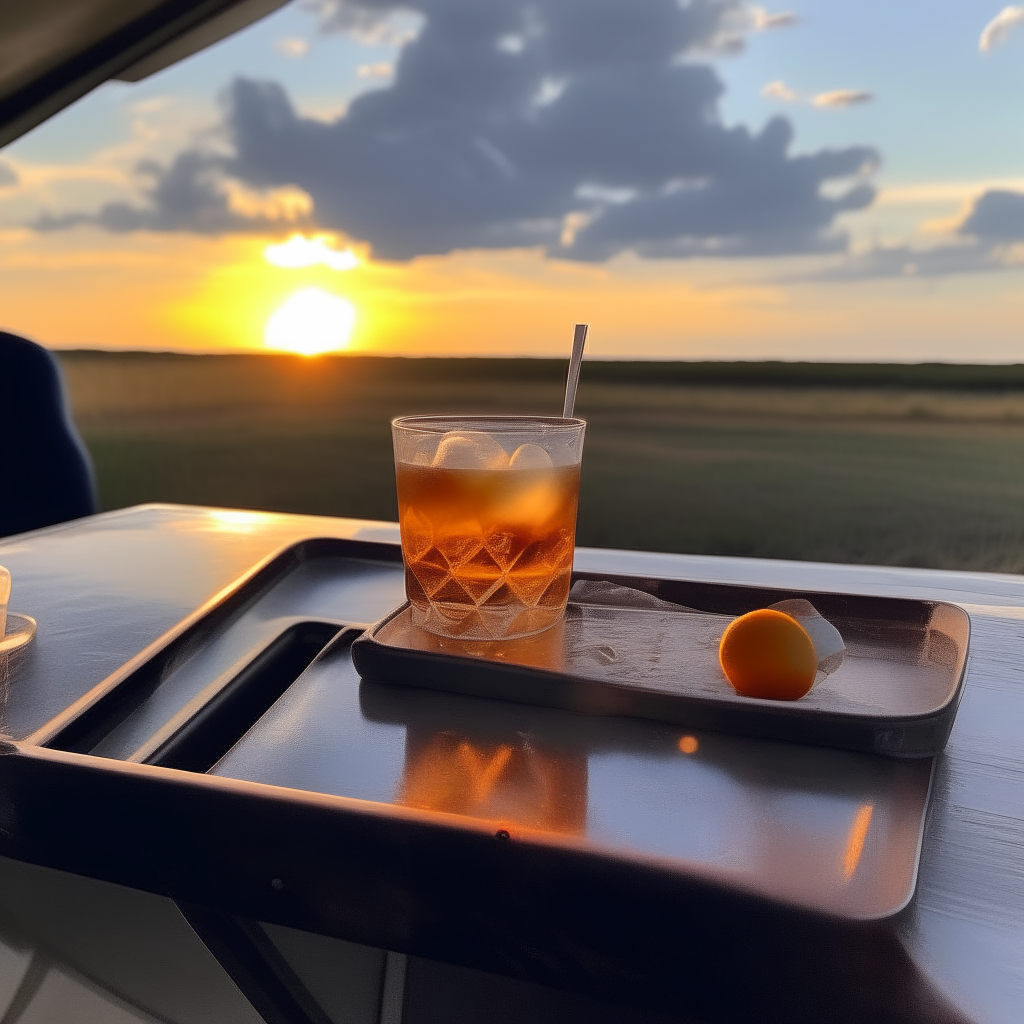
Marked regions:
[767,598,846,679]
[568,580,846,686]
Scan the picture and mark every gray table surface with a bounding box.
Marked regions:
[1,503,1022,1023]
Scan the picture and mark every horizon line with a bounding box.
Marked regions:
[46,347,1024,368]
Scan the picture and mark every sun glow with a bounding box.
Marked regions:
[264,287,357,355]
[264,233,359,270]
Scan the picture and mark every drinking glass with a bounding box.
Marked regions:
[392,415,586,640]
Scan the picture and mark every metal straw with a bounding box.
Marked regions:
[562,323,588,418]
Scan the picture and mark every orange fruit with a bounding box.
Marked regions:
[718,608,817,701]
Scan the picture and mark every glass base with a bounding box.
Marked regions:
[0,613,36,655]
[410,599,563,641]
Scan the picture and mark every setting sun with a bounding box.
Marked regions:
[264,287,357,356]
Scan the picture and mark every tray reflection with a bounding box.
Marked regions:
[400,729,588,834]
[213,641,934,919]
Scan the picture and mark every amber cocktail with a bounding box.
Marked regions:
[392,415,586,640]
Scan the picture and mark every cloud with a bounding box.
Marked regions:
[805,188,1024,281]
[979,6,1024,52]
[0,161,18,188]
[32,152,310,234]
[275,36,311,58]
[875,178,1024,206]
[710,4,797,45]
[35,0,878,263]
[763,82,875,109]
[809,244,1008,281]
[750,7,799,30]
[356,61,393,78]
[813,89,874,108]
[761,80,798,102]
[958,189,1024,240]
[302,0,423,46]
[128,96,172,115]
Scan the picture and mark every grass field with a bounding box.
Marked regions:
[57,351,1024,573]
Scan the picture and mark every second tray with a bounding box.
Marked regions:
[351,572,970,758]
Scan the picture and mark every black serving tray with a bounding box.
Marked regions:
[0,535,967,1021]
[351,573,970,759]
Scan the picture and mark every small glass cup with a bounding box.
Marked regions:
[392,415,586,640]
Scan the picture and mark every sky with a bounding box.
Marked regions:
[1,0,1023,361]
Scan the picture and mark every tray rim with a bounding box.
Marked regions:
[352,581,971,759]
